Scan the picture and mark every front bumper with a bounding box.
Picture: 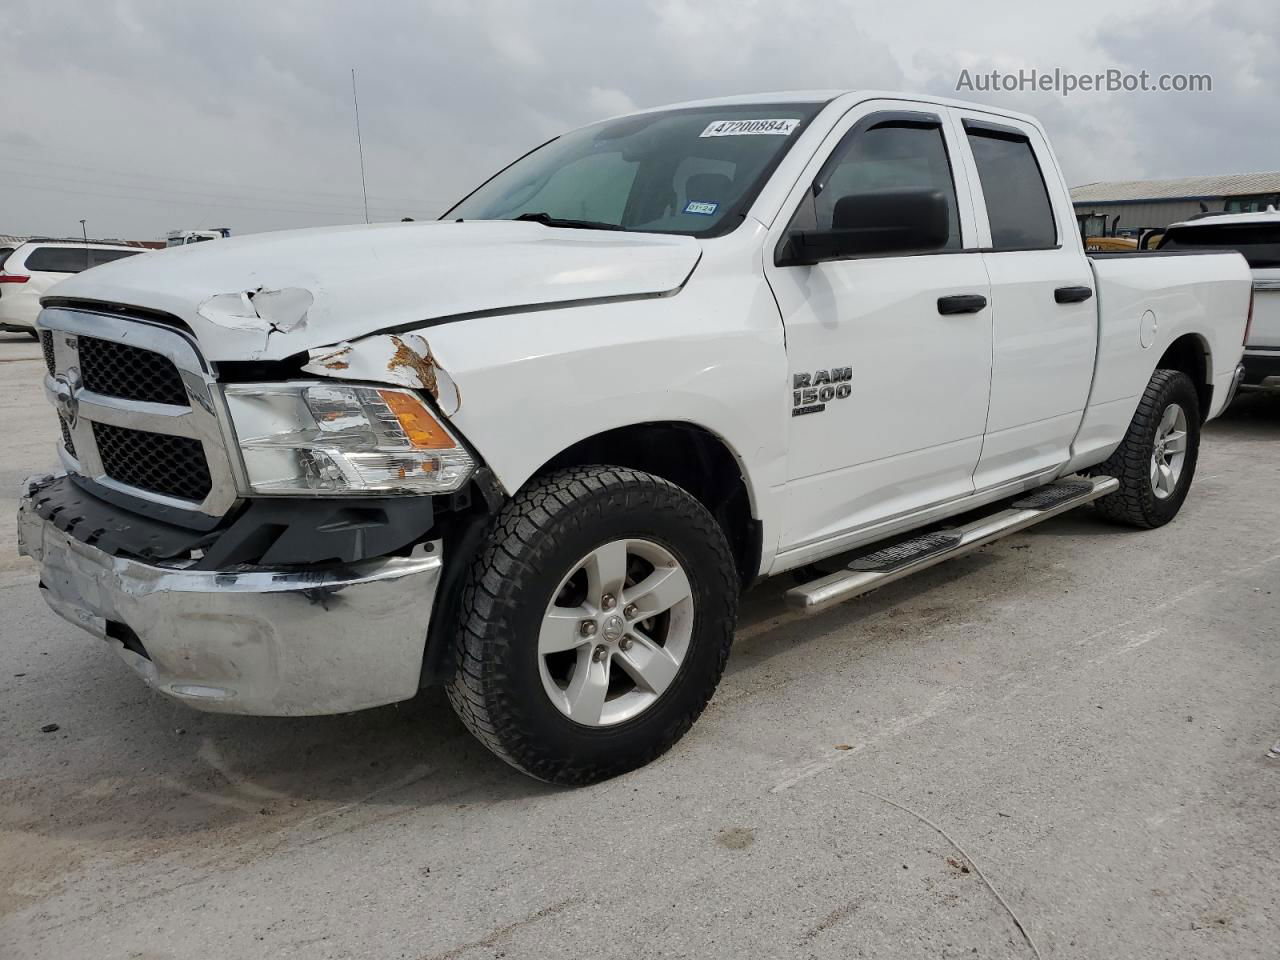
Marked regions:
[17,485,443,716]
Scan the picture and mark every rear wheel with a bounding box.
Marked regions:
[1092,369,1201,528]
[447,466,738,784]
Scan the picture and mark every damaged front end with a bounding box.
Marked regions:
[22,302,493,715]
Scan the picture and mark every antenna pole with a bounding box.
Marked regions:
[351,68,370,224]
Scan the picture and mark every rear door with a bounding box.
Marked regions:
[950,110,1097,490]
[765,101,993,557]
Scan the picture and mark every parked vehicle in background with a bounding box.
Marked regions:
[0,240,144,338]
[1085,235,1138,252]
[166,228,231,247]
[1159,210,1280,392]
[19,91,1252,784]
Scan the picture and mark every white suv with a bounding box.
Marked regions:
[0,240,145,338]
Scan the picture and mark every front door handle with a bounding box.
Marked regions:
[1055,285,1094,304]
[937,294,987,315]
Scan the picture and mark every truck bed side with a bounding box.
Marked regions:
[1066,251,1250,472]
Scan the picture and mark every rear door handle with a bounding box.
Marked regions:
[1054,285,1094,304]
[937,294,987,315]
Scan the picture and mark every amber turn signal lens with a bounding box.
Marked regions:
[378,389,455,449]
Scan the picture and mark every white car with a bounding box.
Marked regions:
[18,91,1252,784]
[0,239,143,338]
[1159,210,1280,391]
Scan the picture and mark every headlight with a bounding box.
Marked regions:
[224,382,474,495]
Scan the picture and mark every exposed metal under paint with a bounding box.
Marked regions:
[387,335,440,397]
[301,333,461,415]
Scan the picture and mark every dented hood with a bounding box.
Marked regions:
[46,220,701,362]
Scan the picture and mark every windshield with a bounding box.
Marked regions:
[1158,222,1280,269]
[445,102,827,237]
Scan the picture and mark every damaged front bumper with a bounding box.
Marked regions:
[17,481,443,716]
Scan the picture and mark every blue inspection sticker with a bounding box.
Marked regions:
[684,200,718,216]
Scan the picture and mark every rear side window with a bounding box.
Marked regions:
[23,246,138,274]
[966,126,1057,250]
[91,248,140,266]
[1158,223,1280,269]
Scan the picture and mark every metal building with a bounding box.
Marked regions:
[1071,172,1280,237]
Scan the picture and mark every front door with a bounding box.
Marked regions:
[764,105,993,559]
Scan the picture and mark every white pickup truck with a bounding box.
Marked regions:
[18,91,1251,784]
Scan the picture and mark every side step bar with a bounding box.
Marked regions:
[786,475,1119,615]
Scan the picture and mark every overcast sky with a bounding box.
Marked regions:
[2,0,1273,240]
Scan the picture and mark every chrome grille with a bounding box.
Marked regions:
[58,415,75,455]
[41,331,56,377]
[79,336,189,405]
[38,307,239,517]
[93,423,212,501]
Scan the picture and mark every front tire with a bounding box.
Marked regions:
[1092,369,1201,528]
[446,466,738,784]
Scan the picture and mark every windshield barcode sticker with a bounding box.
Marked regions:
[700,118,799,138]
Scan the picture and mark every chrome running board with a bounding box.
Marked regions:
[786,475,1119,615]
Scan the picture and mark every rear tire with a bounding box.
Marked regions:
[446,466,738,785]
[1092,369,1201,529]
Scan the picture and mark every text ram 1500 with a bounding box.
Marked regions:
[18,91,1251,784]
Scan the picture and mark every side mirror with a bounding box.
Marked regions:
[778,188,950,266]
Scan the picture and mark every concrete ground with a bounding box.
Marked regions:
[1,328,1277,959]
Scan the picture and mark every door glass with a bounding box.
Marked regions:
[966,129,1057,249]
[818,125,960,250]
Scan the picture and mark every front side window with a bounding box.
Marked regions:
[778,116,962,261]
[445,102,826,237]
[1159,222,1280,268]
[966,126,1057,250]
[814,121,961,251]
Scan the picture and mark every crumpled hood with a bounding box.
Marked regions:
[46,220,701,361]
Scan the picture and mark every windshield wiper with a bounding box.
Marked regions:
[512,212,624,232]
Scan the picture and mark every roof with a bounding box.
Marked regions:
[629,90,1042,129]
[15,237,154,249]
[1167,209,1280,230]
[1071,171,1280,204]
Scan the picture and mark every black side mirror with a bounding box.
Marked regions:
[779,188,950,266]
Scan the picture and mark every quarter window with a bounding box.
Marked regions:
[966,127,1057,250]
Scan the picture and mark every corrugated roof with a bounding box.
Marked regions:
[1071,172,1280,203]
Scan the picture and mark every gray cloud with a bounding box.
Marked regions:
[0,0,1269,240]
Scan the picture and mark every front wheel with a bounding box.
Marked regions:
[446,466,738,784]
[1092,369,1201,528]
